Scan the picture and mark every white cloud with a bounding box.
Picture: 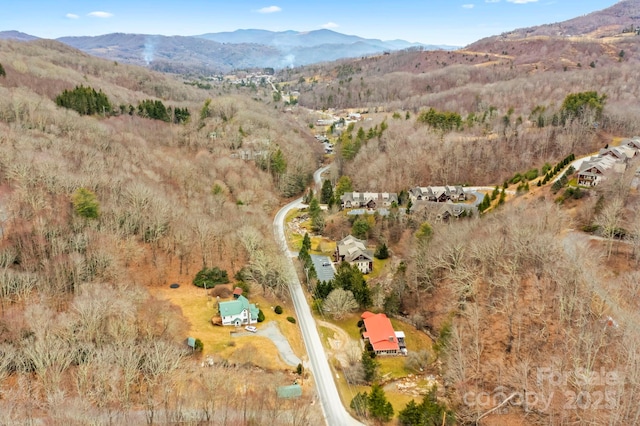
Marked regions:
[485,0,500,3]
[87,11,114,18]
[66,13,79,19]
[506,0,538,3]
[462,4,475,8]
[256,6,282,14]
[321,22,339,29]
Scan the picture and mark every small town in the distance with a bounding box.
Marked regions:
[2,0,640,425]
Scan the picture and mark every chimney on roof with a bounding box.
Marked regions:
[388,336,394,342]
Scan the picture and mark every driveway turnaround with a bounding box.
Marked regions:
[259,321,301,366]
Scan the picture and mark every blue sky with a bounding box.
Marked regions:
[1,1,619,46]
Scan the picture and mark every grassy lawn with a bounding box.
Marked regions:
[335,369,423,420]
[390,318,434,353]
[318,325,333,347]
[285,208,304,250]
[156,284,305,372]
[285,207,337,255]
[268,299,307,359]
[327,313,362,341]
[320,310,436,420]
[378,357,409,380]
[311,237,336,255]
[366,257,389,281]
[336,380,369,412]
[386,391,421,417]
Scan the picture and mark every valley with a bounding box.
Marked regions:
[1,1,640,425]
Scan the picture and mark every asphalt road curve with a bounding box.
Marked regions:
[273,165,363,426]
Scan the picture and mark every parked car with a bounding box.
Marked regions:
[322,262,331,267]
[245,325,257,333]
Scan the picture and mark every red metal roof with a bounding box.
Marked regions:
[361,312,399,352]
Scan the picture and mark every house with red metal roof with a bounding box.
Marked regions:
[361,311,406,356]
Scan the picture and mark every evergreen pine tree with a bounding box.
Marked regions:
[368,383,394,423]
[491,186,500,200]
[350,392,369,418]
[374,243,389,260]
[302,232,311,251]
[309,198,324,232]
[398,400,422,426]
[361,351,378,383]
[320,179,334,204]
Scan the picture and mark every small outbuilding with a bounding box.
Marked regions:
[277,384,302,399]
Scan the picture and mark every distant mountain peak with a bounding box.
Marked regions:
[195,28,429,50]
[0,30,39,41]
[494,0,640,40]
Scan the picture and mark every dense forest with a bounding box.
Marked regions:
[0,38,319,424]
[272,28,640,425]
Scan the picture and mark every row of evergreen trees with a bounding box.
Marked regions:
[313,262,371,309]
[350,381,454,424]
[135,99,191,123]
[55,85,190,123]
[540,153,576,185]
[55,85,112,116]
[417,107,463,132]
[297,233,317,284]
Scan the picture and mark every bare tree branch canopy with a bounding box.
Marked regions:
[3,6,640,422]
[323,288,358,320]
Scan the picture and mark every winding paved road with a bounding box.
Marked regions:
[273,165,363,426]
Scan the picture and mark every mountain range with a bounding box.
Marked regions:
[0,29,453,75]
[482,0,640,41]
[2,0,640,75]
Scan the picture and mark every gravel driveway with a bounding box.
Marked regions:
[234,320,301,367]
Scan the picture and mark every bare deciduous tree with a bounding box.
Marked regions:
[322,288,359,320]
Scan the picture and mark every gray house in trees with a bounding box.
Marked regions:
[334,235,374,274]
[340,192,398,210]
[409,186,466,203]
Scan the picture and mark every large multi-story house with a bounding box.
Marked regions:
[576,156,621,187]
[575,137,640,187]
[598,145,637,161]
[408,186,466,203]
[218,295,259,327]
[334,235,374,274]
[340,192,398,210]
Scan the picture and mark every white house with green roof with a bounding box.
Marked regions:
[219,295,259,326]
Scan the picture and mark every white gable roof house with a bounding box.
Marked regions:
[218,295,259,327]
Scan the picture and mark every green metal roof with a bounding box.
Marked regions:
[277,384,302,398]
[219,295,258,319]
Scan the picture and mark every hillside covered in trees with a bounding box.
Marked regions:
[0,38,320,423]
[268,16,640,424]
[3,5,640,423]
